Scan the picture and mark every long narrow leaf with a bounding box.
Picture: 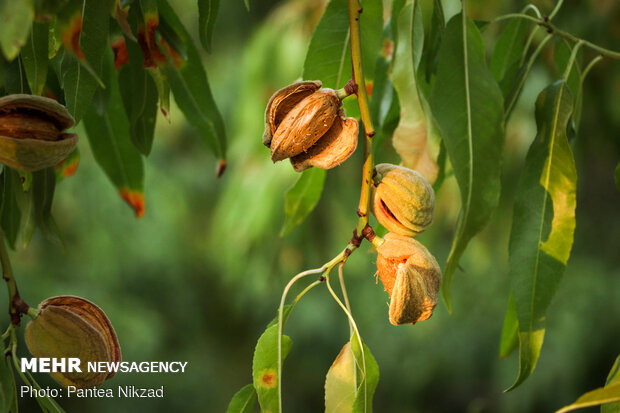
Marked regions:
[198,0,220,53]
[429,13,505,312]
[280,168,326,236]
[21,21,49,96]
[507,81,576,390]
[83,54,145,217]
[157,0,227,170]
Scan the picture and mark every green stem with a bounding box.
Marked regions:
[277,266,324,412]
[0,230,28,326]
[581,55,603,81]
[348,0,376,237]
[505,34,553,119]
[492,13,620,60]
[548,0,564,20]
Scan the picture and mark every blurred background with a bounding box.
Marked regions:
[2,0,619,411]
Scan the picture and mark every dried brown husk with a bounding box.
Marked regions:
[0,94,78,172]
[290,113,358,172]
[372,163,434,236]
[263,81,322,147]
[376,233,441,325]
[25,296,121,388]
[270,89,341,162]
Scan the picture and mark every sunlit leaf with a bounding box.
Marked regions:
[429,13,504,312]
[83,52,145,217]
[0,0,34,61]
[602,355,620,413]
[302,0,382,90]
[507,81,576,390]
[21,21,49,96]
[325,342,356,413]
[198,0,219,53]
[556,384,620,413]
[351,333,379,413]
[391,1,440,184]
[499,293,518,359]
[60,0,115,123]
[280,168,326,237]
[252,324,292,413]
[226,383,256,413]
[157,0,227,168]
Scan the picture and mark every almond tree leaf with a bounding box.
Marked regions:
[429,13,505,313]
[226,384,256,413]
[391,1,440,184]
[0,0,34,61]
[3,56,30,94]
[489,18,528,99]
[21,21,49,96]
[602,355,620,413]
[280,168,326,237]
[252,324,292,413]
[555,384,620,413]
[499,293,518,359]
[198,0,219,53]
[119,35,158,155]
[55,148,80,182]
[302,0,382,90]
[350,334,379,413]
[325,342,356,413]
[60,0,115,123]
[83,52,145,217]
[0,168,23,249]
[0,353,16,412]
[157,0,227,166]
[507,81,576,391]
[554,40,582,141]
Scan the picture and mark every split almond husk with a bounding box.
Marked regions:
[290,112,358,172]
[25,296,121,388]
[375,233,441,325]
[372,163,434,236]
[263,81,358,171]
[0,94,78,172]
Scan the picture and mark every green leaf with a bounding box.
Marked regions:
[0,0,34,61]
[429,13,505,312]
[157,0,227,166]
[60,0,114,123]
[226,384,256,413]
[83,52,145,217]
[302,0,382,89]
[351,334,379,413]
[499,293,518,359]
[198,0,219,53]
[280,168,326,237]
[3,56,30,94]
[266,304,293,329]
[489,18,528,99]
[602,355,620,413]
[244,0,250,11]
[21,21,49,96]
[507,81,576,390]
[555,384,620,413]
[0,354,16,413]
[31,167,63,245]
[554,40,582,141]
[252,324,292,413]
[55,148,80,183]
[119,36,158,155]
[0,168,23,249]
[325,342,357,413]
[391,1,440,184]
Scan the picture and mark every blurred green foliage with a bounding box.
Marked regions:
[2,0,619,412]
